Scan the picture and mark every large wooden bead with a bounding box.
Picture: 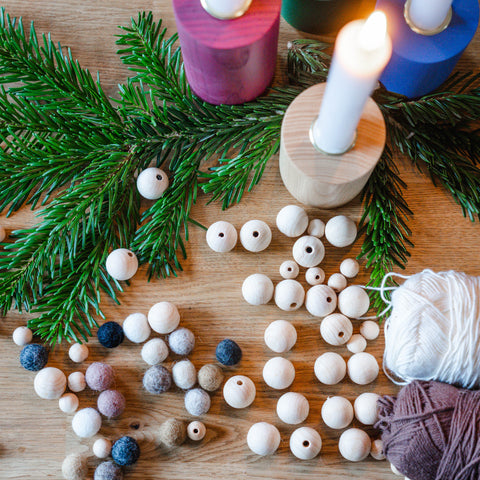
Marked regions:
[34,367,67,400]
[325,215,357,247]
[290,427,322,460]
[148,301,180,334]
[262,357,295,390]
[305,285,337,317]
[206,221,237,253]
[320,313,353,346]
[338,428,371,462]
[305,267,325,286]
[223,375,256,409]
[321,396,354,429]
[346,334,367,353]
[276,205,308,237]
[279,260,299,279]
[240,219,272,252]
[347,352,379,385]
[338,286,370,318]
[242,273,274,305]
[314,352,346,385]
[360,320,380,340]
[307,218,325,238]
[247,422,281,456]
[106,248,138,281]
[354,392,380,425]
[327,273,347,292]
[276,392,309,424]
[136,167,169,200]
[340,258,360,278]
[264,320,297,353]
[292,235,325,268]
[274,279,305,311]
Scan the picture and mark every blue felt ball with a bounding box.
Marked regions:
[97,321,124,348]
[20,344,48,371]
[111,436,140,466]
[215,339,242,366]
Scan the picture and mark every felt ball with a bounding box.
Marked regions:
[148,301,180,334]
[240,219,272,252]
[68,371,86,393]
[338,428,371,462]
[198,363,224,392]
[206,220,238,253]
[105,248,138,281]
[320,313,353,346]
[34,367,67,399]
[276,392,309,425]
[370,438,385,460]
[307,218,325,238]
[111,436,140,466]
[185,388,211,416]
[262,357,295,390]
[274,279,305,311]
[20,343,48,371]
[169,327,195,356]
[346,333,367,353]
[59,393,79,414]
[159,418,187,447]
[305,285,337,317]
[187,421,206,441]
[141,338,169,365]
[340,258,360,278]
[98,321,124,349]
[247,422,281,456]
[305,267,325,286]
[242,273,274,305]
[325,215,357,248]
[122,313,151,343]
[72,407,102,438]
[93,438,112,459]
[292,235,325,268]
[143,365,172,394]
[264,320,297,353]
[12,326,33,346]
[172,359,197,390]
[0,224,6,242]
[347,352,379,385]
[321,396,354,429]
[69,343,89,363]
[328,273,348,292]
[338,286,370,318]
[136,167,169,200]
[354,392,380,425]
[290,427,322,460]
[360,320,380,340]
[216,338,242,366]
[94,461,123,480]
[314,352,346,385]
[279,260,299,279]
[85,362,115,392]
[223,375,256,409]
[276,205,308,237]
[98,390,126,418]
[62,453,88,480]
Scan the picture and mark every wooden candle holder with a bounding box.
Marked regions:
[279,83,386,209]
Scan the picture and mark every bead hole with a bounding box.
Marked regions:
[193,429,198,434]
[326,297,332,303]
[338,331,344,337]
[287,267,292,272]
[306,246,313,254]
[156,174,163,181]
[237,380,243,386]
[253,231,259,238]
[315,275,320,280]
[127,252,133,257]
[303,441,310,447]
[290,303,297,309]
[219,232,225,238]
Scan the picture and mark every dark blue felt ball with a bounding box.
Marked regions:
[97,321,124,348]
[20,344,48,371]
[215,339,242,366]
[111,436,140,466]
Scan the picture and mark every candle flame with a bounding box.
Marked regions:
[358,11,388,52]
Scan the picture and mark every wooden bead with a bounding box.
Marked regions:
[148,301,180,334]
[325,215,357,248]
[59,393,79,414]
[264,320,297,353]
[262,357,295,390]
[242,273,273,305]
[305,285,337,317]
[307,218,325,238]
[292,235,325,268]
[68,371,86,393]
[338,428,371,462]
[279,260,299,279]
[240,219,272,252]
[276,392,309,425]
[136,167,169,200]
[206,220,237,252]
[305,267,325,286]
[338,286,370,318]
[321,396,354,429]
[223,375,256,409]
[340,258,360,278]
[354,392,380,425]
[247,422,281,456]
[0,225,6,242]
[327,273,347,292]
[276,205,308,237]
[320,313,353,346]
[187,421,206,441]
[93,437,112,458]
[314,352,346,385]
[106,248,138,281]
[289,427,322,460]
[34,367,67,400]
[347,352,379,385]
[360,320,380,340]
[346,334,367,353]
[274,279,305,311]
[68,343,89,363]
[12,326,33,346]
[370,438,385,460]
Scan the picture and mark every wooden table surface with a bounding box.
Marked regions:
[1,1,480,479]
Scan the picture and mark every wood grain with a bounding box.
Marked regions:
[1,1,480,479]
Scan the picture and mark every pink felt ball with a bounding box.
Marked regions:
[85,362,115,392]
[97,390,126,419]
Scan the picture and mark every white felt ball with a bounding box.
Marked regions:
[370,439,385,460]
[172,359,197,390]
[187,421,206,441]
[72,407,102,438]
[12,326,33,346]
[136,167,169,200]
[240,219,272,252]
[347,352,379,385]
[93,437,112,458]
[340,258,360,278]
[338,286,370,318]
[206,220,237,253]
[105,248,138,281]
[279,260,299,279]
[292,235,325,268]
[68,371,86,393]
[307,218,325,238]
[320,313,353,346]
[262,357,295,390]
[321,396,354,429]
[0,225,6,242]
[354,392,380,425]
[34,367,67,400]
[247,422,281,456]
[123,312,151,343]
[346,334,367,353]
[289,427,322,460]
[141,338,169,365]
[59,393,79,414]
[68,343,89,363]
[314,352,346,385]
[305,285,337,317]
[338,428,371,462]
[327,273,347,292]
[223,375,256,409]
[242,273,274,305]
[325,215,357,248]
[360,320,380,340]
[264,320,297,353]
[305,267,325,286]
[276,392,309,425]
[148,301,180,334]
[274,279,305,311]
[276,205,308,237]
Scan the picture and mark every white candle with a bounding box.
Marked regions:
[407,0,453,32]
[312,12,392,155]
[201,0,252,19]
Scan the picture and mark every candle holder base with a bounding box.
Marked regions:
[279,83,386,209]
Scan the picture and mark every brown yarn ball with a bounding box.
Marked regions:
[62,453,88,480]
[159,418,187,447]
[198,364,224,392]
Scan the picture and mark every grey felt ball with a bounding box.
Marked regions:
[168,328,195,356]
[143,365,172,394]
[94,460,124,480]
[184,388,211,416]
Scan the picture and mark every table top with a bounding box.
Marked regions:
[1,1,480,479]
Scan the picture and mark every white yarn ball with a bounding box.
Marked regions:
[320,313,353,346]
[247,422,281,456]
[93,437,112,458]
[360,320,380,340]
[305,285,337,317]
[338,286,370,318]
[305,267,325,286]
[279,260,299,279]
[354,392,380,425]
[68,371,86,393]
[240,219,272,252]
[72,407,102,438]
[59,393,79,414]
[141,338,169,365]
[276,205,308,237]
[338,428,371,462]
[12,326,33,346]
[346,334,367,353]
[148,301,180,334]
[206,220,237,253]
[292,235,325,268]
[325,215,357,247]
[136,167,169,200]
[289,427,322,460]
[274,279,305,311]
[307,218,325,238]
[105,248,138,281]
[262,357,295,390]
[321,396,354,429]
[264,320,297,353]
[276,392,309,424]
[242,273,274,305]
[340,258,360,278]
[223,375,256,409]
[314,352,346,385]
[172,359,197,390]
[34,367,67,400]
[68,343,89,363]
[347,352,379,385]
[123,313,151,343]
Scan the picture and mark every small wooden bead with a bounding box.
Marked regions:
[59,393,79,414]
[68,343,89,363]
[0,225,6,242]
[122,312,151,343]
[346,334,367,353]
[325,215,357,248]
[360,320,380,340]
[93,437,112,458]
[274,279,305,311]
[223,375,256,409]
[292,235,325,268]
[136,167,169,200]
[338,286,370,318]
[148,301,180,334]
[307,218,325,238]
[240,219,272,252]
[276,392,309,425]
[198,364,224,392]
[206,220,237,253]
[279,260,299,279]
[12,326,33,346]
[314,352,346,385]
[276,205,308,237]
[370,438,385,460]
[247,422,281,456]
[262,357,295,390]
[187,421,206,441]
[327,273,347,292]
[321,396,354,429]
[106,248,138,281]
[338,428,371,462]
[34,367,67,400]
[141,338,169,365]
[72,407,102,438]
[290,427,322,460]
[354,392,380,425]
[305,285,337,317]
[347,352,379,385]
[242,273,274,305]
[264,320,297,353]
[172,359,197,390]
[305,267,325,286]
[340,258,360,278]
[320,313,353,346]
[68,371,86,393]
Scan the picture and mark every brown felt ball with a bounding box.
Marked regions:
[159,418,187,447]
[198,364,224,392]
[61,453,88,480]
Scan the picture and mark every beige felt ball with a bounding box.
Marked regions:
[137,167,169,200]
[68,371,86,393]
[354,392,380,425]
[360,320,380,340]
[34,367,67,400]
[264,320,297,353]
[305,285,337,317]
[141,338,169,365]
[93,437,112,459]
[123,312,151,343]
[314,352,346,385]
[159,418,187,447]
[347,352,379,385]
[327,273,347,292]
[320,313,353,346]
[305,267,325,286]
[242,273,274,305]
[276,205,308,237]
[247,422,281,456]
[206,220,237,253]
[72,407,102,438]
[262,357,295,390]
[370,438,385,460]
[61,453,88,480]
[105,248,138,281]
[307,218,325,238]
[338,428,371,462]
[274,279,305,311]
[0,225,6,243]
[187,421,206,441]
[292,235,325,268]
[279,260,299,279]
[12,326,33,346]
[289,427,322,460]
[240,219,272,252]
[346,334,367,353]
[338,286,370,318]
[325,215,357,248]
[68,343,89,363]
[198,364,224,392]
[223,375,256,409]
[276,392,309,425]
[148,301,180,334]
[321,396,354,429]
[340,258,360,278]
[59,393,79,414]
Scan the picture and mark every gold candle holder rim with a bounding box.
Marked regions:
[309,117,357,156]
[404,0,452,36]
[200,0,253,20]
